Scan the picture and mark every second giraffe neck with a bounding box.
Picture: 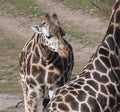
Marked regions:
[97,2,120,58]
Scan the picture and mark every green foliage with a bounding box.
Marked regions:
[55,0,115,9]
[0,30,22,93]
[0,33,19,77]
[92,0,115,14]
[54,0,115,17]
[3,0,44,17]
[55,0,91,9]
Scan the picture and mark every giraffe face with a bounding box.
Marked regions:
[31,25,59,52]
[32,14,69,57]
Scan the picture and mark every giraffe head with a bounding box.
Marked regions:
[31,14,69,57]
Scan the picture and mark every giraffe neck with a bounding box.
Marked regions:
[96,0,120,59]
[83,0,120,76]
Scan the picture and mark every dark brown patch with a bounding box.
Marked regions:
[117,85,120,92]
[30,91,37,98]
[65,94,78,110]
[106,25,114,35]
[102,42,109,49]
[93,72,109,83]
[110,54,119,67]
[86,63,94,70]
[58,103,69,111]
[29,77,37,87]
[53,57,63,73]
[100,56,110,68]
[115,27,120,47]
[99,47,109,57]
[107,84,116,96]
[60,90,68,95]
[97,93,107,109]
[52,103,57,107]
[81,103,90,112]
[47,72,59,84]
[88,97,100,111]
[70,91,78,96]
[32,47,40,63]
[106,36,115,51]
[49,65,54,70]
[109,96,115,108]
[116,10,120,23]
[77,90,87,102]
[95,60,107,73]
[100,84,108,95]
[26,54,32,75]
[55,96,63,102]
[115,46,119,55]
[87,80,98,91]
[36,67,45,83]
[32,66,40,76]
[56,76,65,87]
[84,72,91,79]
[84,85,96,97]
[114,69,120,79]
[108,70,119,83]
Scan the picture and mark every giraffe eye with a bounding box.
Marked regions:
[47,34,53,39]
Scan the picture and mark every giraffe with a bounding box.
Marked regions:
[44,0,120,112]
[19,14,74,112]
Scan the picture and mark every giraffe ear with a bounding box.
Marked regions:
[52,13,60,25]
[31,25,42,34]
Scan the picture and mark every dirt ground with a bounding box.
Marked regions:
[0,0,111,112]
